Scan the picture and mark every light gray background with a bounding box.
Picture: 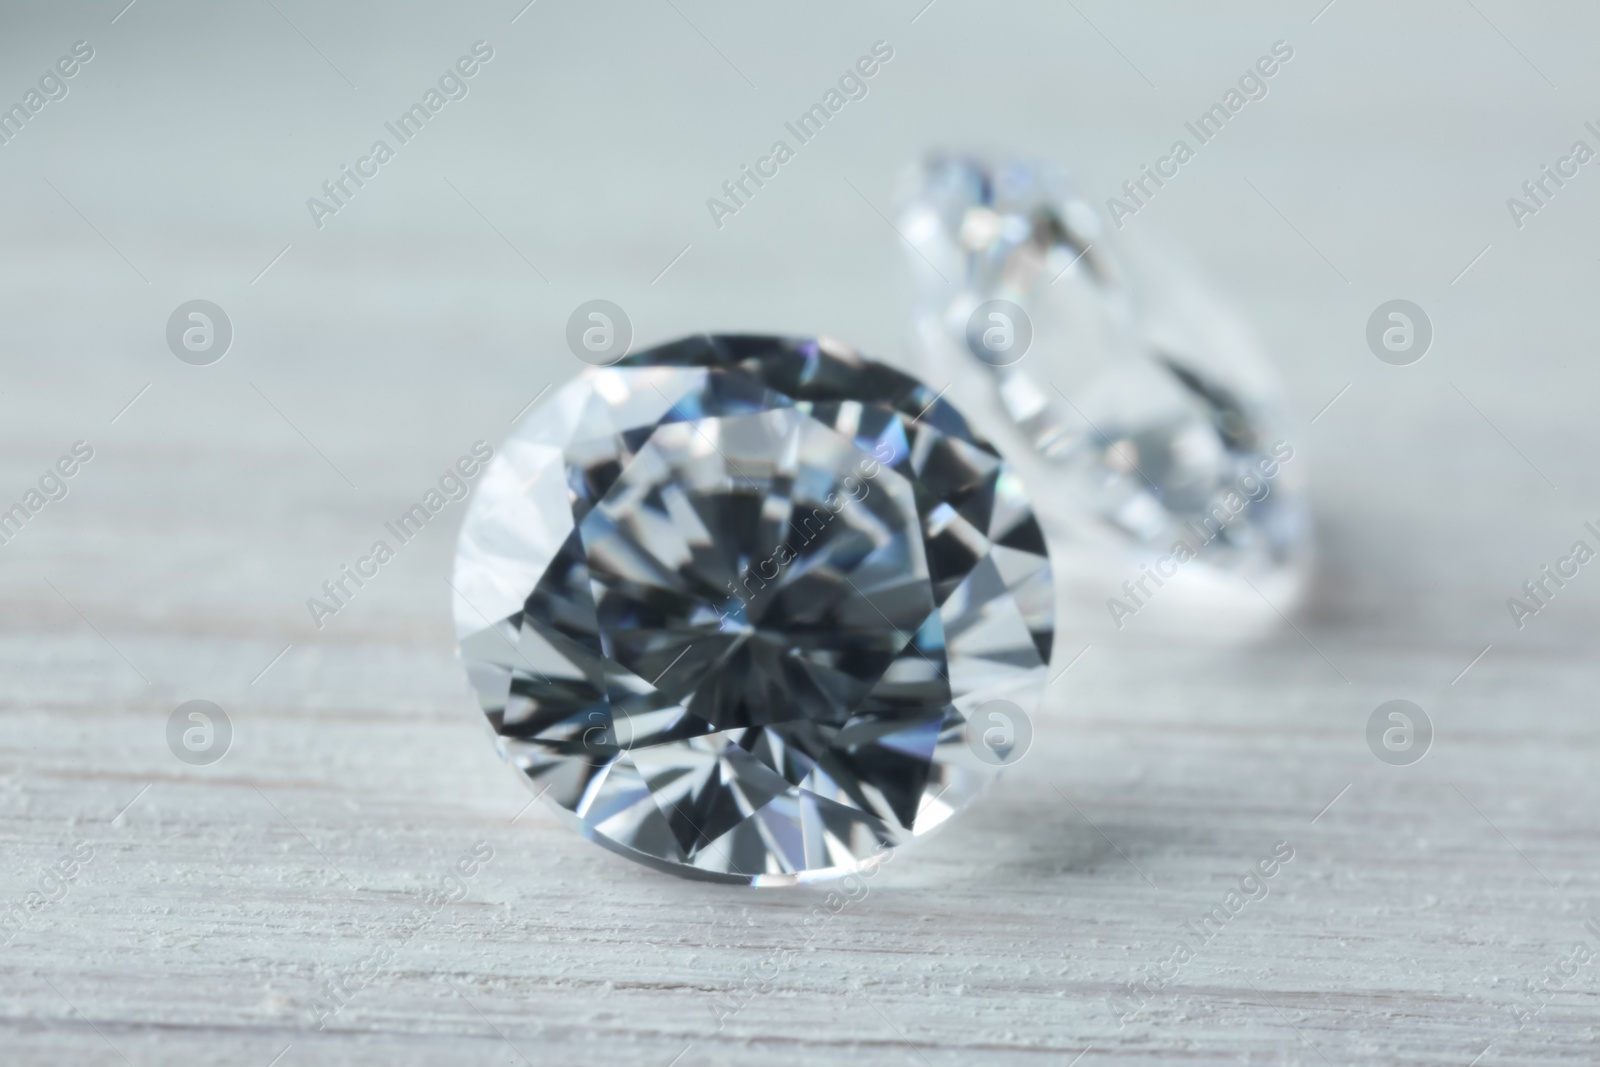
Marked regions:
[3,1,1599,1064]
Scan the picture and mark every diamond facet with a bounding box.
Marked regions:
[453,335,1054,884]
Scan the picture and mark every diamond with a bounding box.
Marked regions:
[452,335,1054,884]
[898,155,1311,583]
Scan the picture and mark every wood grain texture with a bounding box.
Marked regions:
[5,2,1600,1064]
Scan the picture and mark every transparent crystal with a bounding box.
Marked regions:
[452,335,1054,884]
[897,156,1310,607]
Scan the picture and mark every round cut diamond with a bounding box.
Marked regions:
[452,335,1054,884]
[898,156,1311,589]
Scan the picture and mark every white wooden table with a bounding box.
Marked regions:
[3,2,1598,1063]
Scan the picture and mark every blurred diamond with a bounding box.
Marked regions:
[898,155,1310,582]
[452,335,1054,884]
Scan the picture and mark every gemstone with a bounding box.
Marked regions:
[897,155,1311,583]
[452,335,1054,885]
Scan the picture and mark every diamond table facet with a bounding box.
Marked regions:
[452,335,1054,884]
